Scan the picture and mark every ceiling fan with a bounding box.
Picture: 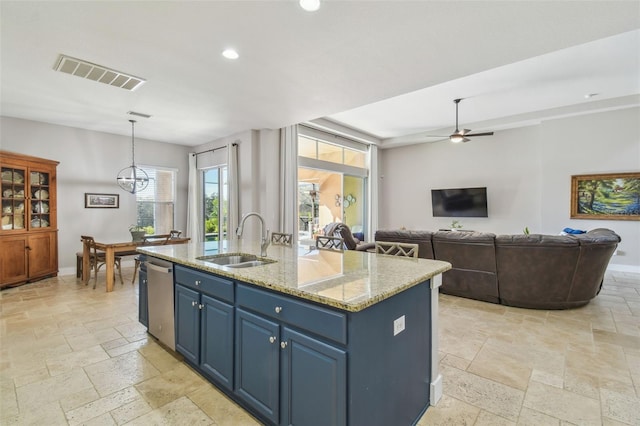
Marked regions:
[427,98,494,143]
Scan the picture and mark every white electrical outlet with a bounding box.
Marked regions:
[393,315,405,336]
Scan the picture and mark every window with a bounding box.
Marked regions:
[203,166,228,241]
[135,166,176,234]
[298,135,366,168]
[297,126,369,243]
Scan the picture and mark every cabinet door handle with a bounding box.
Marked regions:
[194,280,201,286]
[198,304,203,310]
[274,306,282,314]
[269,336,276,344]
[26,246,32,251]
[280,341,288,349]
[192,301,197,307]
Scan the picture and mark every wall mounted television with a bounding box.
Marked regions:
[431,187,488,217]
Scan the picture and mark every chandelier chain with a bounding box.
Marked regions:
[130,119,136,167]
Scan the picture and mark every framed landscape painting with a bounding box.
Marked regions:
[85,193,119,208]
[570,172,640,220]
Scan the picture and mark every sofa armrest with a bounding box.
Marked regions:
[356,242,376,252]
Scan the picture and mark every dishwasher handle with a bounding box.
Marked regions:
[145,262,173,274]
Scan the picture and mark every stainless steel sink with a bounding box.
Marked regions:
[226,260,272,268]
[196,253,276,269]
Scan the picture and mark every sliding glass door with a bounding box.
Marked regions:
[298,168,366,242]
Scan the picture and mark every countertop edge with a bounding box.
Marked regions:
[137,247,452,312]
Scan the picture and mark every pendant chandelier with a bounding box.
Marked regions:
[117,119,149,194]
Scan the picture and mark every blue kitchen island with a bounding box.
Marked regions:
[138,241,450,426]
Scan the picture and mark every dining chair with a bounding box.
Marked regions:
[316,235,345,251]
[131,231,183,283]
[80,235,124,289]
[142,234,170,244]
[271,232,293,246]
[131,255,142,284]
[375,241,419,258]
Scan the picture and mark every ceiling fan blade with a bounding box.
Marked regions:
[461,137,471,143]
[460,129,471,135]
[465,132,494,137]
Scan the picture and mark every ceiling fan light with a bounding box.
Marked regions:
[222,49,239,60]
[450,135,464,143]
[299,0,320,12]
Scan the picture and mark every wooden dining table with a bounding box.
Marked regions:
[82,235,190,292]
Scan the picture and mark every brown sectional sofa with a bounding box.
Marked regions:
[374,228,621,309]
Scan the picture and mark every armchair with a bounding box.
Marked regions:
[323,223,374,251]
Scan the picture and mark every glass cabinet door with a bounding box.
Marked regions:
[29,170,51,229]
[1,166,27,231]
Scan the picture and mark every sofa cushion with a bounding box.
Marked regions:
[432,231,498,303]
[495,233,579,247]
[433,231,497,272]
[573,228,621,245]
[495,234,580,309]
[569,228,620,302]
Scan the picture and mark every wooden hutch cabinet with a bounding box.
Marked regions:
[1,151,59,288]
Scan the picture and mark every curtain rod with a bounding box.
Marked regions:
[192,142,237,157]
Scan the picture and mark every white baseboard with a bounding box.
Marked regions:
[606,264,640,274]
[430,374,443,406]
[59,259,137,278]
[59,266,76,277]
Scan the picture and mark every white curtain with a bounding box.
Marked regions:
[227,142,239,241]
[367,144,379,242]
[186,153,202,242]
[279,125,298,239]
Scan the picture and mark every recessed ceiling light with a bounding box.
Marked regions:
[299,0,320,12]
[222,49,239,60]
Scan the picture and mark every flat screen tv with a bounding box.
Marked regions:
[431,187,488,217]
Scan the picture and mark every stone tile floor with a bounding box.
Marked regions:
[1,268,638,425]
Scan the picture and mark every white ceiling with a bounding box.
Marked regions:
[1,1,639,148]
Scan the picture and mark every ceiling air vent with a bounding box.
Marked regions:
[53,54,146,91]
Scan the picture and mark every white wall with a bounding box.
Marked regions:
[1,117,191,273]
[379,107,640,270]
[4,107,636,274]
[192,128,281,242]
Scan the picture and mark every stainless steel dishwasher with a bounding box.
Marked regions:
[145,257,175,351]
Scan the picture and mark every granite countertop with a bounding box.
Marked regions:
[138,241,451,312]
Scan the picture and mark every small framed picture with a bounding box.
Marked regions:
[84,193,119,208]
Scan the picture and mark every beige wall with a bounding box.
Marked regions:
[5,107,638,273]
[1,116,191,274]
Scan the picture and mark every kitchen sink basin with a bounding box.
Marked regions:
[196,253,276,269]
[225,260,272,268]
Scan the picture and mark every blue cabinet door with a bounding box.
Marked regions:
[175,284,200,365]
[200,294,234,391]
[281,327,347,426]
[138,270,148,327]
[235,308,280,424]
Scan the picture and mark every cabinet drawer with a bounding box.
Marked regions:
[237,284,347,345]
[175,265,234,303]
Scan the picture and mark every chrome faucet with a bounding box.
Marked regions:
[236,212,270,257]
